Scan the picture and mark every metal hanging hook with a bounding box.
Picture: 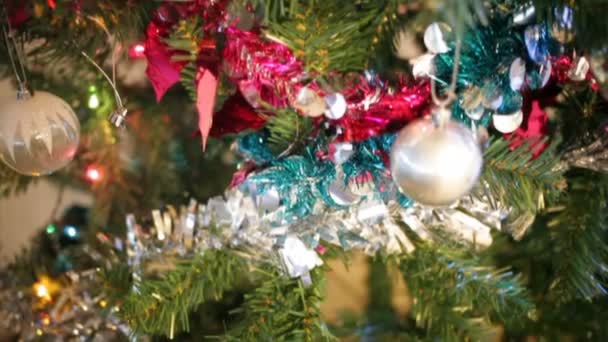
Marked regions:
[2,4,29,98]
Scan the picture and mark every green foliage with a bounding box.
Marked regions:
[114,250,246,337]
[545,170,608,302]
[225,267,336,341]
[262,106,313,155]
[399,244,534,341]
[557,87,608,148]
[480,137,564,215]
[164,17,205,103]
[262,0,401,73]
[2,0,151,65]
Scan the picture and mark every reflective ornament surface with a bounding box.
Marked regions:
[524,25,549,63]
[567,56,590,81]
[509,58,526,91]
[411,53,435,79]
[423,22,452,54]
[493,110,524,133]
[390,114,483,206]
[0,90,80,176]
[324,93,347,120]
[512,3,536,26]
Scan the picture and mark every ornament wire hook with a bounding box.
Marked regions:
[430,37,463,109]
[81,52,124,109]
[2,5,29,96]
[81,15,124,110]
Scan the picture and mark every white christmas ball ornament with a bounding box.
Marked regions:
[390,110,483,206]
[0,90,80,176]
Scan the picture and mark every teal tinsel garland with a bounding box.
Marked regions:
[238,131,412,218]
[434,16,557,118]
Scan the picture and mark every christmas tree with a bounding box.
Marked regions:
[2,0,608,340]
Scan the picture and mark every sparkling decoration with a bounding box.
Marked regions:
[424,22,452,54]
[0,90,80,176]
[390,109,483,206]
[0,270,129,340]
[293,86,326,117]
[329,142,354,164]
[509,58,526,90]
[567,56,590,81]
[465,105,485,121]
[411,53,435,79]
[492,110,524,133]
[460,86,485,120]
[481,83,503,111]
[539,59,552,87]
[589,47,608,99]
[223,27,303,108]
[551,5,574,43]
[279,236,324,281]
[328,179,360,206]
[334,81,431,142]
[524,25,550,64]
[512,3,536,26]
[557,133,608,173]
[324,93,347,120]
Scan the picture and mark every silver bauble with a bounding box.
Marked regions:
[0,90,80,176]
[390,115,483,206]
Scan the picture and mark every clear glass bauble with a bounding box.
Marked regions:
[0,90,80,176]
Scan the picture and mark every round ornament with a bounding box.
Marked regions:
[0,90,80,176]
[390,109,483,206]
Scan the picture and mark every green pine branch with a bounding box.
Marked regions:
[545,170,608,302]
[398,244,534,341]
[263,0,401,73]
[2,0,151,65]
[480,137,564,215]
[262,106,313,155]
[110,250,246,337]
[225,267,336,342]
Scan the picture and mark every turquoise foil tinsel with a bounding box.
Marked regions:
[239,131,413,219]
[434,16,557,118]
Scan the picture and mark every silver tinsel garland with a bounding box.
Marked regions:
[125,178,512,282]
